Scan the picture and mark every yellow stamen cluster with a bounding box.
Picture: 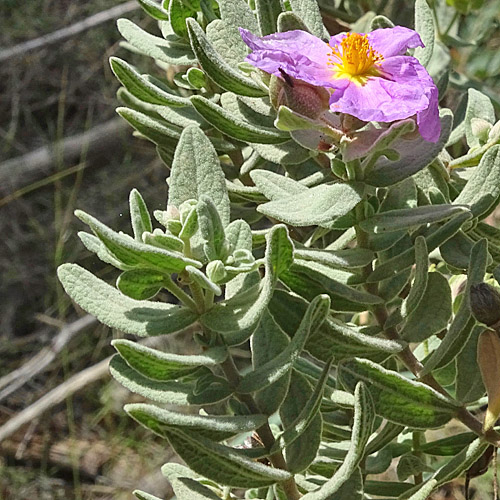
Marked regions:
[328,33,383,85]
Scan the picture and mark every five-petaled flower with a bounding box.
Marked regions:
[240,26,441,143]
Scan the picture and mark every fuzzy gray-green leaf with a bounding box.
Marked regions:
[414,0,435,67]
[58,264,198,336]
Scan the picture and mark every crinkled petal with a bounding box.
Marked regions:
[239,28,334,86]
[368,26,424,58]
[414,64,441,142]
[329,56,439,141]
[329,27,423,59]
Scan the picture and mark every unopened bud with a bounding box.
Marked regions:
[470,118,492,143]
[270,71,330,119]
[207,260,227,283]
[470,283,500,327]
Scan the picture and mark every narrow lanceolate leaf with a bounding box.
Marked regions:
[252,310,291,415]
[125,403,268,441]
[112,339,227,381]
[421,239,488,375]
[109,355,193,405]
[159,427,292,488]
[367,211,472,282]
[280,371,323,473]
[133,491,164,500]
[359,205,469,234]
[289,0,325,38]
[258,183,365,227]
[168,0,197,38]
[420,432,476,456]
[110,58,189,107]
[453,145,500,219]
[75,210,201,273]
[338,358,460,429]
[186,266,222,296]
[191,96,289,144]
[237,294,330,393]
[273,357,333,454]
[414,0,435,67]
[400,272,452,342]
[169,125,230,226]
[302,383,375,499]
[294,248,375,269]
[196,196,226,261]
[401,236,429,318]
[136,0,169,20]
[58,264,198,336]
[187,19,266,97]
[129,188,152,241]
[250,169,307,200]
[404,480,438,500]
[117,19,195,66]
[256,0,283,35]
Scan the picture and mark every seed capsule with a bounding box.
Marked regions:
[470,283,500,327]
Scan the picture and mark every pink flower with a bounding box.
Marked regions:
[240,26,441,143]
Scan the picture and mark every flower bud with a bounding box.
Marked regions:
[270,72,330,119]
[470,118,492,143]
[207,260,227,283]
[470,283,500,327]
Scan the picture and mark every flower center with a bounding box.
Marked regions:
[328,33,383,84]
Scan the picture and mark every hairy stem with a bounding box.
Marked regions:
[162,277,198,311]
[220,354,302,500]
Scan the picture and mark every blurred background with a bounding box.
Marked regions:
[0,0,500,498]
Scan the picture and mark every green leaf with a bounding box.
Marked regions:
[421,238,488,375]
[117,107,180,148]
[338,358,460,429]
[397,453,433,481]
[455,324,485,403]
[109,355,193,405]
[365,110,453,187]
[252,310,291,415]
[401,272,452,342]
[273,358,333,457]
[76,210,201,273]
[78,231,125,269]
[125,403,268,441]
[226,219,252,253]
[117,19,195,65]
[250,169,307,200]
[168,0,197,38]
[252,141,311,165]
[258,183,365,227]
[301,383,375,499]
[414,0,435,67]
[360,205,469,234]
[136,0,169,20]
[217,0,259,33]
[110,57,189,107]
[143,230,184,253]
[191,96,289,144]
[186,265,222,296]
[196,196,226,261]
[404,480,439,500]
[269,290,405,360]
[116,269,163,300]
[206,19,249,67]
[401,236,428,318]
[364,421,405,457]
[419,432,476,456]
[294,248,375,269]
[267,224,294,278]
[169,125,230,226]
[237,294,330,393]
[158,428,292,487]
[129,188,153,241]
[277,11,310,32]
[364,480,413,497]
[464,89,496,149]
[58,264,198,336]
[453,145,500,219]
[289,0,325,38]
[256,0,283,35]
[112,339,227,381]
[187,19,266,97]
[280,371,323,473]
[367,211,472,282]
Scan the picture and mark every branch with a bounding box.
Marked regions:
[0,1,139,63]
